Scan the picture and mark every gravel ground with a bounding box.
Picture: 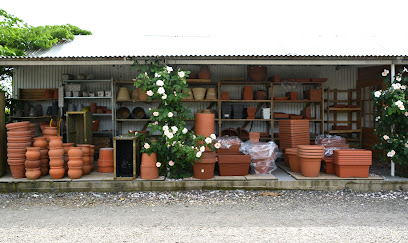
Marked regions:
[1,190,408,242]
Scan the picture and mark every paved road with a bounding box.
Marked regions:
[0,190,408,242]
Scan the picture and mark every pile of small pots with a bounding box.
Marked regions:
[6,121,32,178]
[297,145,324,177]
[97,148,114,173]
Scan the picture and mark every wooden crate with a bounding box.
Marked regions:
[66,111,93,144]
[93,137,111,151]
[113,136,140,180]
[18,88,58,100]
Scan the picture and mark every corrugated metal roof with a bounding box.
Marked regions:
[3,34,408,59]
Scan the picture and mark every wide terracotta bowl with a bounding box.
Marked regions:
[7,130,32,137]
[7,148,27,154]
[6,121,30,130]
[7,142,32,148]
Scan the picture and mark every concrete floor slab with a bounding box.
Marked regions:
[245,174,278,180]
[213,176,246,181]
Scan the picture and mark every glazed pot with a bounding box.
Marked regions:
[192,88,206,100]
[49,136,63,148]
[299,157,321,177]
[26,147,41,160]
[25,168,41,180]
[49,167,65,179]
[99,148,114,161]
[9,164,26,178]
[116,87,130,101]
[33,137,48,148]
[194,112,215,136]
[137,88,148,101]
[7,136,31,143]
[25,159,41,168]
[49,157,64,167]
[68,167,83,179]
[198,65,211,79]
[48,148,64,158]
[68,158,83,167]
[62,143,75,154]
[68,147,83,158]
[248,65,267,81]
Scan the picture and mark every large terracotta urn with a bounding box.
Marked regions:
[140,153,159,180]
[33,137,48,148]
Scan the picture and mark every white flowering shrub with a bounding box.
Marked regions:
[133,60,216,178]
[373,68,408,165]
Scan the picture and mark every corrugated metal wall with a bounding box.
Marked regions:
[13,64,358,135]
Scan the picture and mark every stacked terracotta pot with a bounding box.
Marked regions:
[249,132,260,142]
[297,145,324,177]
[62,143,74,174]
[48,136,65,179]
[97,148,114,173]
[278,120,310,164]
[333,149,372,178]
[6,121,32,178]
[285,147,300,173]
[42,126,58,141]
[25,147,41,180]
[89,145,95,171]
[33,136,49,176]
[194,111,216,179]
[77,144,91,175]
[67,147,83,179]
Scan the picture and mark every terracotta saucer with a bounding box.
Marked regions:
[7,142,32,148]
[297,145,324,150]
[6,121,30,129]
[7,126,29,132]
[7,131,32,137]
[7,136,32,143]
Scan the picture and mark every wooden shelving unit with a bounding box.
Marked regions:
[326,88,362,147]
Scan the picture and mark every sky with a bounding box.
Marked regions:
[2,0,408,38]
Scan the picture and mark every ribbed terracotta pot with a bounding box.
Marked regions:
[33,137,48,148]
[48,148,64,158]
[8,148,27,154]
[26,147,41,160]
[62,143,74,154]
[140,153,159,180]
[6,121,30,130]
[49,136,63,148]
[7,130,31,137]
[68,167,83,179]
[68,147,83,158]
[49,167,65,179]
[25,168,41,180]
[49,157,64,167]
[25,159,41,169]
[7,136,31,143]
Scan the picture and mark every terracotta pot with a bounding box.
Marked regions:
[189,72,198,79]
[68,167,83,179]
[253,160,272,174]
[25,168,41,180]
[217,154,251,176]
[68,158,83,167]
[255,90,267,100]
[7,148,27,154]
[323,158,335,174]
[7,153,26,160]
[7,136,31,143]
[25,147,41,160]
[33,137,48,148]
[68,147,83,158]
[49,157,64,167]
[334,165,370,178]
[89,145,95,155]
[216,145,241,155]
[6,121,30,130]
[7,130,31,137]
[77,144,90,154]
[43,127,58,136]
[299,157,321,177]
[97,166,114,173]
[48,136,63,149]
[194,113,215,136]
[193,160,215,179]
[90,103,97,113]
[248,65,267,81]
[8,126,30,132]
[192,88,206,100]
[49,167,65,179]
[7,158,25,166]
[48,148,64,158]
[40,148,48,157]
[198,65,211,79]
[98,159,113,167]
[243,86,253,100]
[40,165,49,176]
[99,148,114,161]
[62,143,74,154]
[221,92,230,100]
[25,159,40,168]
[287,154,301,172]
[9,164,26,178]
[141,153,157,166]
[140,153,159,179]
[137,88,148,101]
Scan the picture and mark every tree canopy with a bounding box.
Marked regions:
[0,8,92,56]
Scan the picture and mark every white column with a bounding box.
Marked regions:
[391,64,395,177]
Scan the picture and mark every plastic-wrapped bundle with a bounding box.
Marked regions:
[240,141,279,175]
[315,134,350,157]
[215,136,242,155]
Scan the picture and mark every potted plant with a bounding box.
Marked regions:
[134,60,218,179]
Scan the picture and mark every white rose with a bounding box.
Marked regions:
[402,85,406,90]
[210,134,216,140]
[169,160,175,166]
[144,143,150,149]
[214,142,221,149]
[158,87,165,94]
[178,71,185,78]
[156,162,161,167]
[161,94,167,100]
[153,111,159,117]
[154,73,160,78]
[182,128,188,134]
[166,66,173,73]
[205,137,212,144]
[171,126,178,133]
[200,146,205,152]
[167,133,174,139]
[168,112,173,118]
[382,69,389,76]
[395,101,403,107]
[146,90,154,96]
[156,80,164,86]
[387,150,395,158]
[383,135,390,140]
[400,105,405,111]
[375,116,381,121]
[396,76,402,82]
[163,125,169,131]
[196,151,202,158]
[192,135,196,139]
[374,91,382,98]
[153,121,158,125]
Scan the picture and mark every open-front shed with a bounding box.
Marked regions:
[1,35,407,186]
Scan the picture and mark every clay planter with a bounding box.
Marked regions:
[299,157,321,177]
[7,153,26,159]
[68,157,83,167]
[9,164,26,178]
[62,143,75,154]
[97,166,114,173]
[7,158,25,166]
[192,88,206,100]
[99,148,114,161]
[323,158,335,174]
[90,103,97,113]
[334,165,370,178]
[193,159,216,179]
[68,147,83,158]
[25,168,41,180]
[206,88,217,100]
[48,148,64,158]
[7,136,31,143]
[116,87,130,101]
[26,147,41,160]
[49,157,64,167]
[248,65,267,81]
[243,86,253,100]
[98,159,114,167]
[137,88,148,101]
[7,130,31,137]
[49,136,63,148]
[33,137,48,148]
[49,167,65,179]
[221,92,230,100]
[77,144,90,154]
[255,90,267,100]
[7,148,27,154]
[217,154,251,176]
[287,154,300,172]
[68,167,83,179]
[141,153,159,180]
[194,112,215,136]
[198,65,211,79]
[6,121,30,130]
[25,159,41,168]
[43,127,58,138]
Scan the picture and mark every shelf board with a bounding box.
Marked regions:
[116,119,150,122]
[273,119,323,122]
[186,79,213,84]
[65,97,112,99]
[221,81,271,85]
[92,131,113,134]
[10,116,52,119]
[14,99,58,101]
[115,81,135,84]
[221,119,271,121]
[273,100,321,103]
[181,100,218,102]
[328,129,361,134]
[63,80,111,83]
[271,81,324,85]
[116,100,160,103]
[328,107,361,111]
[221,100,271,103]
[92,113,113,116]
